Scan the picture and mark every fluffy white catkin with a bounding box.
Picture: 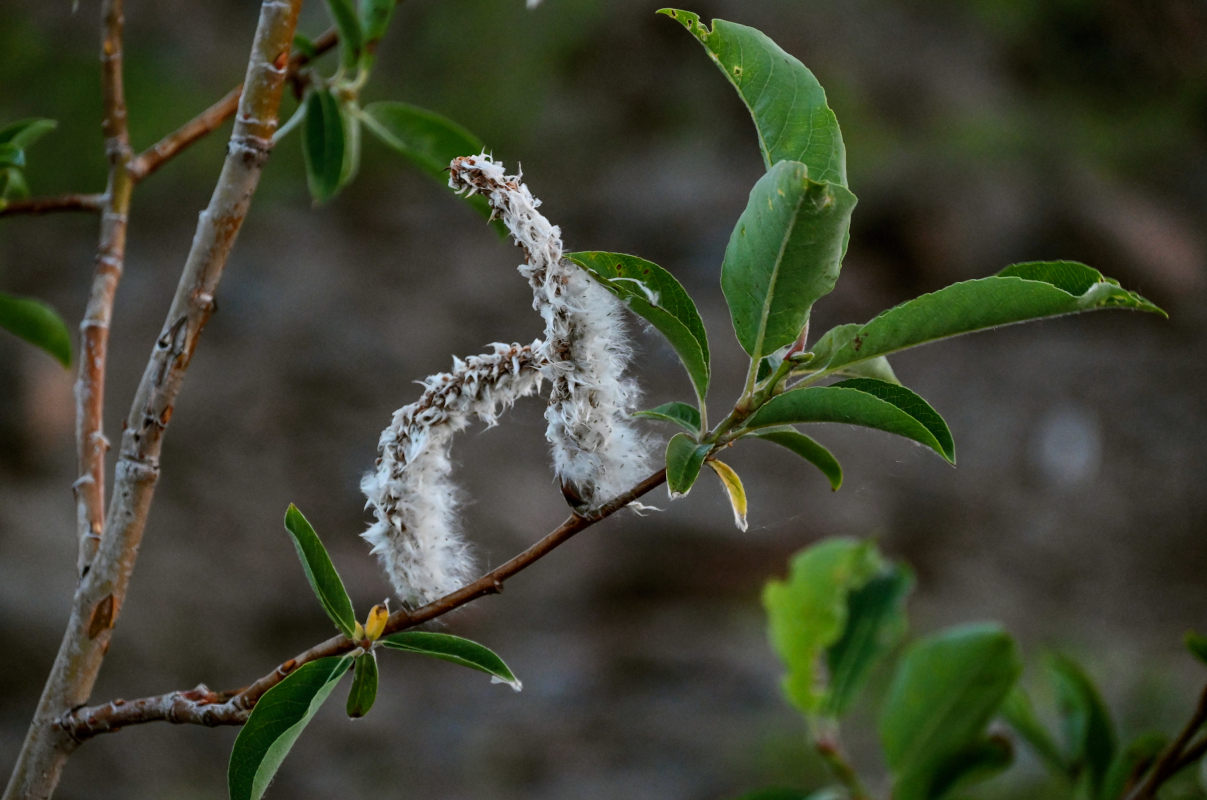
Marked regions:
[448,153,649,508]
[361,342,544,606]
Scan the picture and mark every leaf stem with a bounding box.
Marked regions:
[1124,681,1207,800]
[0,193,106,216]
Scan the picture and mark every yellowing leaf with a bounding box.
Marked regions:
[364,603,389,642]
[707,458,748,531]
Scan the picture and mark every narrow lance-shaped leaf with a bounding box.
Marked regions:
[805,262,1166,377]
[763,538,884,715]
[706,459,747,531]
[745,380,955,464]
[0,292,72,367]
[345,652,379,719]
[567,251,710,401]
[338,101,361,192]
[746,427,842,491]
[658,9,847,185]
[722,161,857,360]
[228,655,354,800]
[283,504,357,638]
[879,623,1022,800]
[1048,653,1116,797]
[323,0,362,71]
[0,118,57,149]
[665,432,712,498]
[634,401,701,434]
[380,631,521,691]
[302,88,346,204]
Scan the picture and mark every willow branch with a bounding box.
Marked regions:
[60,469,669,740]
[3,2,303,797]
[1125,681,1207,800]
[0,193,105,216]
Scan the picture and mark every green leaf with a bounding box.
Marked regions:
[665,432,711,498]
[338,102,361,191]
[833,355,899,385]
[323,0,362,71]
[302,88,346,204]
[734,790,842,800]
[658,10,846,185]
[291,33,317,60]
[0,118,56,149]
[345,651,379,719]
[832,378,954,463]
[927,736,1014,800]
[0,292,72,367]
[1100,732,1166,800]
[879,623,1022,800]
[0,143,24,169]
[361,0,396,44]
[1186,630,1207,666]
[1000,686,1069,776]
[721,161,857,360]
[706,459,748,531]
[744,381,955,464]
[282,504,357,639]
[633,401,701,434]
[762,538,884,715]
[823,564,913,717]
[746,427,842,491]
[1048,653,1116,797]
[228,655,353,800]
[1,166,30,202]
[566,251,710,401]
[380,631,521,691]
[805,262,1166,377]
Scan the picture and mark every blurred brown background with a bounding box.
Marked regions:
[2,1,1205,798]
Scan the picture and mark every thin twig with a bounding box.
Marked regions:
[60,469,669,740]
[1125,682,1207,800]
[0,193,106,216]
[2,3,303,797]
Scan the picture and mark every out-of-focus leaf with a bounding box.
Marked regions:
[665,432,711,498]
[380,631,521,691]
[283,504,357,638]
[721,161,856,360]
[658,9,846,185]
[345,652,379,719]
[880,623,1022,800]
[567,251,710,401]
[746,426,842,491]
[927,735,1014,800]
[0,291,72,367]
[323,0,362,71]
[1000,686,1069,776]
[706,458,747,531]
[302,88,345,204]
[361,0,396,44]
[228,655,353,800]
[633,401,701,434]
[1,166,30,201]
[1186,630,1207,666]
[0,118,57,149]
[1048,653,1116,798]
[1100,732,1167,800]
[734,790,843,800]
[338,102,361,190]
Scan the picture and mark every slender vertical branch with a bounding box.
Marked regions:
[74,0,133,576]
[3,2,302,797]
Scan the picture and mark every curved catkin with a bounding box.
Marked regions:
[361,342,544,606]
[448,153,649,507]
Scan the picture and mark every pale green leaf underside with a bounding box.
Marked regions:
[722,161,857,359]
[879,623,1021,800]
[763,538,883,714]
[746,427,842,491]
[744,380,955,463]
[634,401,702,434]
[380,631,521,691]
[0,291,71,367]
[567,251,710,400]
[665,432,712,497]
[806,262,1166,377]
[659,9,847,185]
[283,504,357,638]
[228,655,353,800]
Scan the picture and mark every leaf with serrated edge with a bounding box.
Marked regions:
[763,538,883,715]
[806,262,1165,377]
[706,459,747,531]
[747,427,842,491]
[722,162,857,359]
[658,9,846,185]
[302,89,345,204]
[283,504,357,638]
[567,251,710,401]
[665,432,711,498]
[228,655,353,800]
[745,382,954,464]
[634,401,701,434]
[380,631,521,691]
[879,624,1021,800]
[0,291,71,367]
[345,652,379,719]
